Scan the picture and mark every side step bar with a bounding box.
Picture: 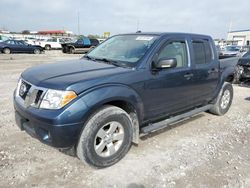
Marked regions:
[141,105,213,134]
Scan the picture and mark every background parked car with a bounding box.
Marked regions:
[36,38,64,50]
[0,40,44,54]
[234,51,250,83]
[61,37,99,54]
[219,45,241,59]
[0,35,10,42]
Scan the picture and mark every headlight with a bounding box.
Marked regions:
[40,89,77,109]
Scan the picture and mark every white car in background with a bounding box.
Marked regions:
[24,38,37,45]
[36,38,63,50]
[0,35,10,42]
[219,45,242,57]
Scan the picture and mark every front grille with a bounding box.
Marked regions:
[16,79,46,108]
[243,66,250,74]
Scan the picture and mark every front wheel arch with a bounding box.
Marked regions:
[76,105,133,168]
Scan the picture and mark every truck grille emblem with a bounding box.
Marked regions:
[19,83,27,97]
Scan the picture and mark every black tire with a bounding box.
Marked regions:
[45,45,51,50]
[209,83,233,116]
[3,48,11,54]
[69,47,75,54]
[77,105,133,168]
[34,49,41,54]
[62,47,67,53]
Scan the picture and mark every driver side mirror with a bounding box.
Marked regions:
[153,58,177,69]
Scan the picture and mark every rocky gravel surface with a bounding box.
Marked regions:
[0,51,249,188]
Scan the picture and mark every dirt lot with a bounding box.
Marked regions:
[0,51,249,188]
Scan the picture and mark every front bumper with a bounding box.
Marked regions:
[241,66,250,79]
[14,93,89,148]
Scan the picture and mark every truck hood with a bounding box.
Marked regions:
[21,59,132,93]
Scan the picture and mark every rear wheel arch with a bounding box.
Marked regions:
[225,74,234,83]
[209,82,233,116]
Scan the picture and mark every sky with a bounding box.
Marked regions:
[0,0,249,39]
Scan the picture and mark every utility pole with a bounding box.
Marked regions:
[136,20,140,32]
[229,21,233,32]
[77,11,80,35]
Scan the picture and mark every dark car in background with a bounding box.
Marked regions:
[0,40,44,54]
[234,51,250,83]
[61,38,99,54]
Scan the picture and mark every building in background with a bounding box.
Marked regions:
[37,30,73,36]
[227,30,250,46]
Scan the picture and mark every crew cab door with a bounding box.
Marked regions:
[143,38,195,120]
[190,38,219,105]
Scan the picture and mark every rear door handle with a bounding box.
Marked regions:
[184,73,194,79]
[208,68,218,74]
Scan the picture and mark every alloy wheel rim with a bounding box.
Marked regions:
[5,49,10,54]
[221,89,231,109]
[94,121,124,157]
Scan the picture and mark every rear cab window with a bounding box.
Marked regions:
[192,39,213,65]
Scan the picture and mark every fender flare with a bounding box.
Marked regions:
[212,66,235,102]
[78,84,144,144]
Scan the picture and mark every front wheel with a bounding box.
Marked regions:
[3,48,11,54]
[209,83,233,116]
[69,47,75,54]
[77,105,133,168]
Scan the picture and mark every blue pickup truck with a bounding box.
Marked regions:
[14,33,237,168]
[61,38,99,54]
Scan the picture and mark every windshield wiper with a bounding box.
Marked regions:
[83,55,96,61]
[95,58,122,67]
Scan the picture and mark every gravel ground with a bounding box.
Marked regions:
[0,51,249,188]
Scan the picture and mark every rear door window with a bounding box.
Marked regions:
[192,40,212,64]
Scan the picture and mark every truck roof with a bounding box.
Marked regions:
[120,32,212,39]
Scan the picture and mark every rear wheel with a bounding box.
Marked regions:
[209,83,233,116]
[77,105,133,168]
[34,49,41,54]
[3,48,11,54]
[45,45,51,50]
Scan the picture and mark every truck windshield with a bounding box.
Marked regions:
[86,35,158,67]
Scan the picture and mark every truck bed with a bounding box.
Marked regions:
[219,56,239,70]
